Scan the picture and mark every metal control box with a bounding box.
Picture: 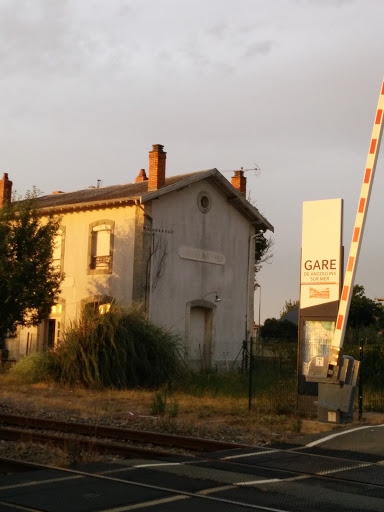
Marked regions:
[307,354,360,423]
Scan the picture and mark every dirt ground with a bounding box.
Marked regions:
[0,382,312,466]
[2,381,380,468]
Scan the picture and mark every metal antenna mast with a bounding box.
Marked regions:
[220,164,261,176]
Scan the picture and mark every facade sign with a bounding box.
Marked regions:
[178,246,226,266]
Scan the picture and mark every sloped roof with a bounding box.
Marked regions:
[36,169,273,232]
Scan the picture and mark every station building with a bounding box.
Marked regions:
[2,144,273,369]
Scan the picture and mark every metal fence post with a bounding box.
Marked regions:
[358,339,364,421]
[248,338,253,410]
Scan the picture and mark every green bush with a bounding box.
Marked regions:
[8,351,60,384]
[55,305,184,389]
[175,368,249,398]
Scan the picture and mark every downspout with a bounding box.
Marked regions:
[135,200,153,315]
[245,230,264,341]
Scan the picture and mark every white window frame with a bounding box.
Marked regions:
[87,220,115,275]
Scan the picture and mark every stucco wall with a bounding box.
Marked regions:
[149,179,255,367]
[6,204,137,359]
[58,206,136,321]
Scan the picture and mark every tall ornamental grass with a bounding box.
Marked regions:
[55,306,183,389]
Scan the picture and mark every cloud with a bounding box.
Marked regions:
[0,0,139,80]
[243,40,275,58]
[207,24,231,40]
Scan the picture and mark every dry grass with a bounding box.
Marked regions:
[0,378,304,451]
[2,377,380,467]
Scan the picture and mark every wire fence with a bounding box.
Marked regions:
[253,338,384,415]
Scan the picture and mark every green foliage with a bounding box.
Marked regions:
[255,233,273,274]
[55,305,183,389]
[348,284,384,329]
[359,343,384,387]
[260,318,298,340]
[279,299,299,319]
[0,190,62,346]
[175,369,249,398]
[8,351,60,384]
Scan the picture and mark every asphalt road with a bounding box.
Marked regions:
[1,424,384,512]
[294,422,384,458]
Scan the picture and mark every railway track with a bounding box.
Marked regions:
[2,436,384,511]
[0,412,249,459]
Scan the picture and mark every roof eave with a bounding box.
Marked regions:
[38,196,139,214]
[140,169,217,203]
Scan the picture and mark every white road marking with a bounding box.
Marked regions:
[222,449,278,460]
[237,475,309,486]
[101,494,188,511]
[0,501,44,512]
[238,478,283,485]
[0,475,82,491]
[304,423,384,448]
[316,462,372,476]
[133,462,182,468]
[197,484,236,495]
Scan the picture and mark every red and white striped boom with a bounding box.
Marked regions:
[329,78,384,367]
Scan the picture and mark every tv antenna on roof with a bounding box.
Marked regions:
[220,164,261,177]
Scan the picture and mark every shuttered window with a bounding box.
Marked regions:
[52,228,65,271]
[88,221,114,274]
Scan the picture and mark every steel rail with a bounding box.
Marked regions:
[0,412,249,453]
[2,449,384,512]
[0,425,175,458]
[2,422,384,491]
[0,455,300,512]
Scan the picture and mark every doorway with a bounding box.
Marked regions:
[185,300,216,369]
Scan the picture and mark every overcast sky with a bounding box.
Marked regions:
[2,0,384,321]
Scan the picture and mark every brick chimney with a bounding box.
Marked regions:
[0,173,12,207]
[135,169,148,183]
[231,170,246,197]
[148,144,166,190]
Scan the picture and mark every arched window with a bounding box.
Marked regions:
[52,226,65,271]
[87,220,115,274]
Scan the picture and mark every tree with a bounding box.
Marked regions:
[0,191,63,347]
[280,299,299,319]
[348,284,384,329]
[260,318,298,340]
[255,233,273,274]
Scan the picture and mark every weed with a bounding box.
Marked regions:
[150,391,167,415]
[292,417,302,433]
[150,389,179,418]
[167,398,179,419]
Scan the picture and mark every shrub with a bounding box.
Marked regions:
[8,351,60,384]
[55,305,184,389]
